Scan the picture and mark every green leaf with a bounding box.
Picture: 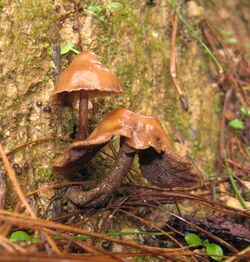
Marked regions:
[87,5,103,14]
[225,37,238,44]
[98,16,105,22]
[205,243,223,261]
[44,42,50,48]
[220,29,233,36]
[105,2,123,9]
[31,237,42,243]
[203,239,210,246]
[240,106,250,117]
[10,231,32,242]
[60,40,74,55]
[185,233,203,247]
[229,119,245,130]
[60,41,79,55]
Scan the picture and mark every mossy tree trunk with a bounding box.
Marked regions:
[0,0,220,212]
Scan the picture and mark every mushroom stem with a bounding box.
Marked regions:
[67,140,136,206]
[77,90,89,140]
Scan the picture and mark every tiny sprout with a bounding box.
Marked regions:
[240,106,250,117]
[228,119,245,130]
[185,234,224,261]
[98,16,105,22]
[87,5,103,15]
[185,233,202,247]
[10,231,31,242]
[105,2,123,9]
[44,43,50,48]
[60,40,80,55]
[225,37,238,44]
[220,29,233,36]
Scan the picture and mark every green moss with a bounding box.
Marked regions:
[191,140,205,159]
[134,256,155,262]
[36,167,53,182]
[0,0,3,12]
[203,162,216,180]
[168,108,191,139]
[86,1,168,114]
[6,0,58,88]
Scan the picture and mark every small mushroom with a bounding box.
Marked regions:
[67,108,201,206]
[52,51,123,139]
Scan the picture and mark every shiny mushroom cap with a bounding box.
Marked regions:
[52,51,123,100]
[70,108,172,153]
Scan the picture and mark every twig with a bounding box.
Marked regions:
[225,158,250,172]
[2,136,71,159]
[170,9,189,111]
[0,209,193,258]
[0,142,36,215]
[0,142,61,254]
[220,88,233,158]
[0,171,6,209]
[0,235,27,254]
[168,211,238,253]
[117,208,184,248]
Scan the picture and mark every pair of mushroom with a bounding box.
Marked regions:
[53,108,201,207]
[52,51,201,207]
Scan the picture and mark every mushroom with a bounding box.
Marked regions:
[52,143,106,179]
[52,51,123,139]
[66,108,201,207]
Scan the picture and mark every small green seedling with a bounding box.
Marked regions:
[86,5,105,21]
[86,2,126,22]
[10,231,32,242]
[185,233,224,261]
[185,233,203,247]
[60,40,80,55]
[240,106,250,117]
[203,239,224,262]
[220,29,238,45]
[229,119,245,130]
[228,106,250,130]
[220,29,233,36]
[225,37,238,44]
[87,5,103,14]
[229,106,250,130]
[105,2,123,9]
[10,231,41,243]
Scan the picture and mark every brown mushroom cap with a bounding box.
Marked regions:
[70,108,172,153]
[52,51,123,100]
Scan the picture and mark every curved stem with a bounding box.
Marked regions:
[77,90,88,140]
[67,141,136,206]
